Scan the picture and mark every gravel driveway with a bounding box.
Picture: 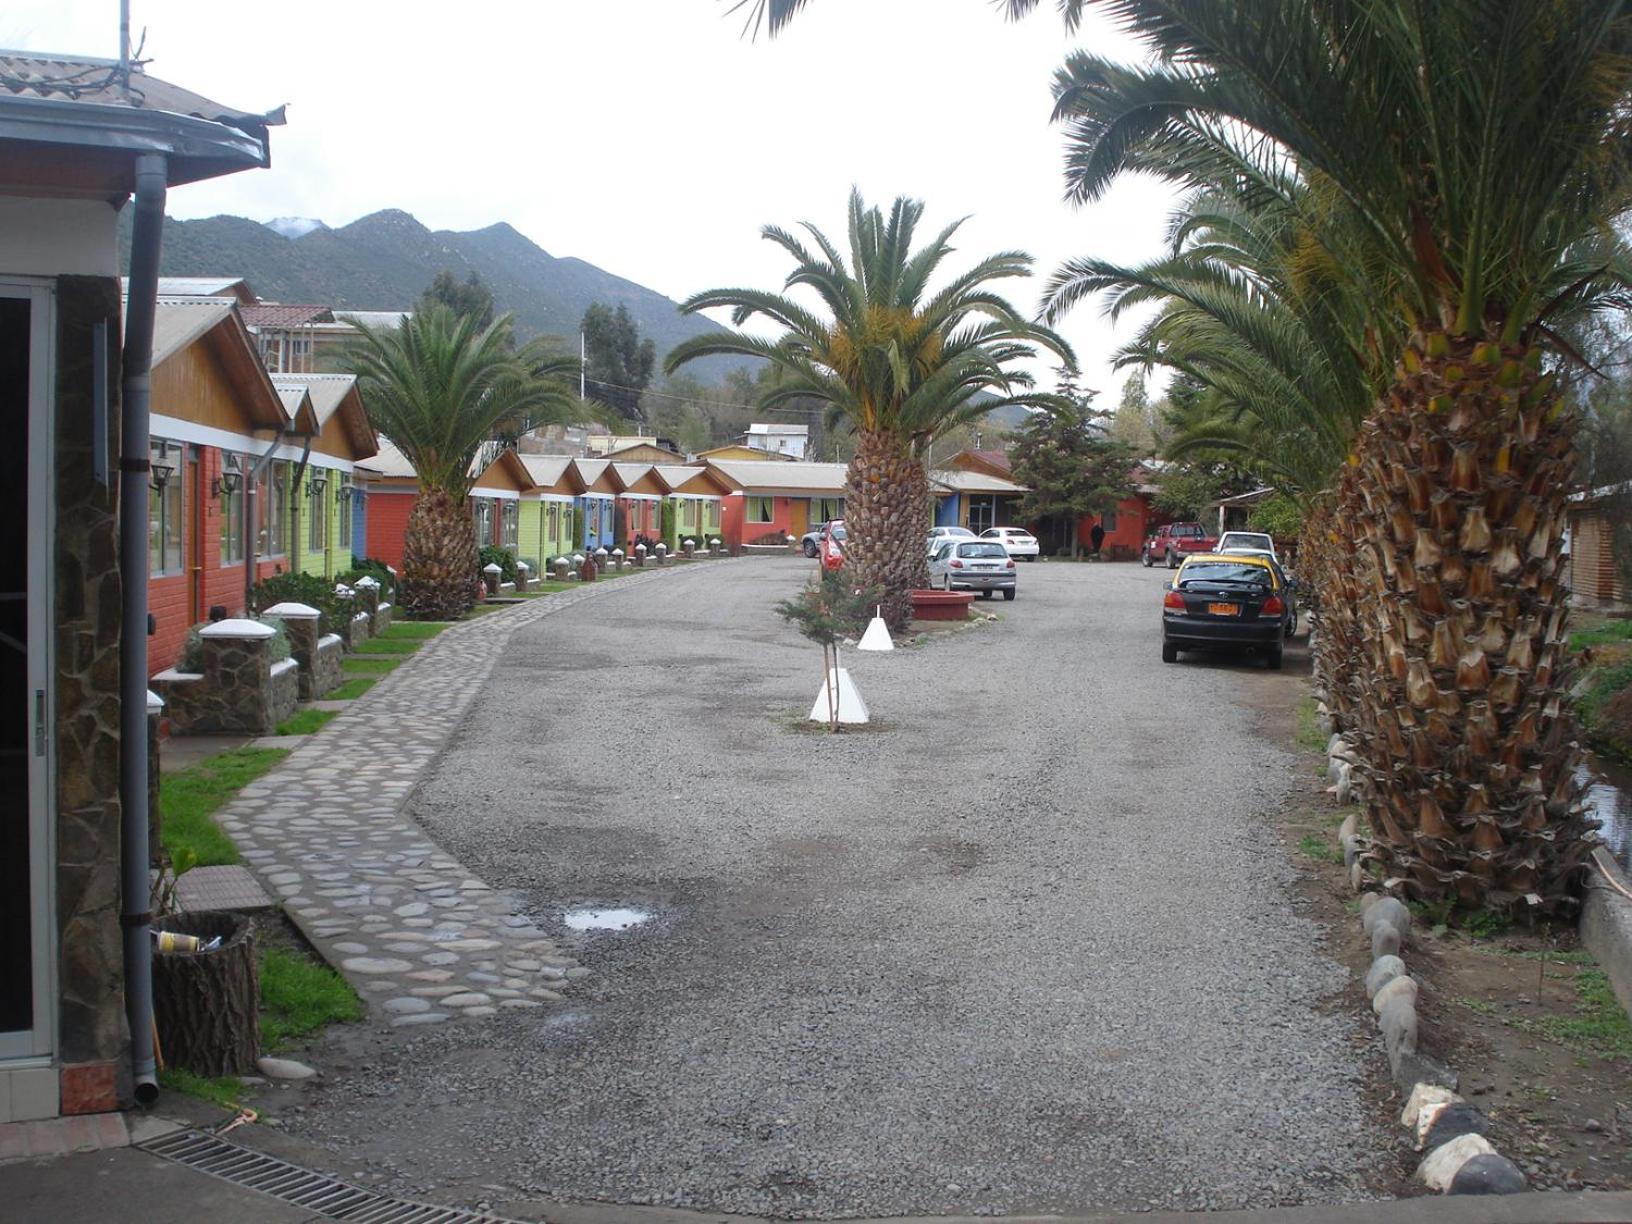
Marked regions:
[287,558,1383,1217]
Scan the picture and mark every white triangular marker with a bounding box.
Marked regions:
[809,667,870,724]
[857,607,894,652]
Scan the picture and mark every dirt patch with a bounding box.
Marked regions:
[1249,644,1632,1196]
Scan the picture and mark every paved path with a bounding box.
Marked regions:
[214,565,717,1025]
[274,558,1386,1219]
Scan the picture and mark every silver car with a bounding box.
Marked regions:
[925,524,976,555]
[929,539,1017,600]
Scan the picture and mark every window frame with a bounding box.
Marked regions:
[148,438,187,577]
[746,495,774,524]
[219,451,245,565]
[500,500,520,550]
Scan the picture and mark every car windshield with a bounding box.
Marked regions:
[1179,561,1273,587]
[830,527,846,540]
[1220,533,1273,550]
[1172,526,1203,538]
[958,543,1009,559]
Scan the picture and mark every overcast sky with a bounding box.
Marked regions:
[6,0,1175,397]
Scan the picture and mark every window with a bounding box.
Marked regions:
[546,501,560,543]
[501,500,519,549]
[704,500,719,531]
[257,461,288,556]
[219,452,245,564]
[473,498,495,546]
[148,439,186,576]
[337,474,353,550]
[815,497,844,523]
[308,473,328,552]
[679,499,696,529]
[1102,509,1118,532]
[746,495,774,523]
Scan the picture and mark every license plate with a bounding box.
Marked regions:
[1208,602,1240,616]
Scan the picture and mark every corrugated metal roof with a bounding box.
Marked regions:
[930,469,1028,495]
[150,296,237,367]
[707,460,850,494]
[121,276,253,301]
[269,373,353,430]
[332,310,411,329]
[356,437,415,478]
[518,454,573,486]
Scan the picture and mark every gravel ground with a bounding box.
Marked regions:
[286,557,1385,1217]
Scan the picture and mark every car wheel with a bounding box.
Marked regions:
[1266,643,1284,670]
[1161,640,1178,663]
[1142,550,1152,568]
[1166,551,1178,569]
[980,590,993,599]
[802,541,817,558]
[1002,588,1016,601]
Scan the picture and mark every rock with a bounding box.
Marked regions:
[1366,955,1408,998]
[1448,1152,1527,1196]
[1393,1049,1458,1094]
[1359,893,1380,913]
[257,1056,316,1081]
[1339,812,1359,841]
[1351,860,1366,891]
[340,956,413,974]
[383,997,431,1014]
[1585,1118,1604,1134]
[1422,1102,1491,1152]
[1372,974,1419,1014]
[1401,1083,1461,1130]
[1418,1133,1495,1192]
[1380,996,1417,1059]
[1371,921,1402,959]
[1362,896,1411,937]
[438,992,492,1008]
[1335,763,1353,806]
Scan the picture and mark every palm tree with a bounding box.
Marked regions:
[346,307,581,619]
[666,189,1071,627]
[1043,1,1632,913]
[727,0,1083,37]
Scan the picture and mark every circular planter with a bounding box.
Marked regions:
[909,589,975,622]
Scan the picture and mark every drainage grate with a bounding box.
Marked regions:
[139,1128,518,1222]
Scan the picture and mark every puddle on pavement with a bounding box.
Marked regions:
[561,907,650,932]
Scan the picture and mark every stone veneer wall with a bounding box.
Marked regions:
[52,275,131,1115]
[313,635,344,698]
[156,636,299,735]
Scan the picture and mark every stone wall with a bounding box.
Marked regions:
[154,624,298,735]
[313,635,344,698]
[52,274,130,1113]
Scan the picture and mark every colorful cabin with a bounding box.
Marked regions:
[569,458,619,551]
[656,465,729,550]
[352,439,418,571]
[469,449,537,556]
[611,462,667,550]
[268,373,378,578]
[705,459,849,550]
[518,455,584,569]
[145,296,296,673]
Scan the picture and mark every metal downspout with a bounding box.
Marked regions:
[119,153,166,1106]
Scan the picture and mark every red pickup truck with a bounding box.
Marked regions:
[1142,522,1219,569]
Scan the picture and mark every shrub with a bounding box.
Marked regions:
[750,529,789,546]
[180,617,291,671]
[478,545,518,583]
[1247,493,1304,538]
[252,571,348,636]
[340,555,397,596]
[661,500,676,543]
[520,556,541,578]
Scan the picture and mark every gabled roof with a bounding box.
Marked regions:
[517,454,581,493]
[950,448,1014,479]
[271,383,320,435]
[600,441,682,463]
[122,276,256,304]
[269,373,377,460]
[696,443,793,462]
[0,51,281,189]
[611,462,667,495]
[332,310,411,329]
[570,457,618,492]
[149,296,288,431]
[356,436,416,480]
[705,459,850,495]
[930,468,1028,495]
[471,448,536,493]
[655,464,731,497]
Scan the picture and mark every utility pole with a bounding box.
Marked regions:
[579,331,586,400]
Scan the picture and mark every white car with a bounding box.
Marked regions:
[980,526,1041,560]
[1216,531,1277,560]
[926,525,976,555]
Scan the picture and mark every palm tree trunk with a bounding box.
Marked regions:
[846,428,929,629]
[400,486,479,620]
[1344,331,1592,912]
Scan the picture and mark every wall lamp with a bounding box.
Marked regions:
[212,470,242,497]
[148,462,174,491]
[307,473,328,498]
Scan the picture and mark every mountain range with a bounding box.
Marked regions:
[122,208,749,380]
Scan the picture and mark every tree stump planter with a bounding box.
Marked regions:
[152,911,260,1077]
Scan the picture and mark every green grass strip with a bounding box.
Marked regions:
[159,1068,246,1110]
[347,638,423,655]
[159,746,289,868]
[327,677,376,700]
[380,622,449,639]
[274,708,338,737]
[342,656,403,676]
[259,946,364,1051]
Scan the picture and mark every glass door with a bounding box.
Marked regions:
[0,282,52,1059]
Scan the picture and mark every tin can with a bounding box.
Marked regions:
[153,930,203,954]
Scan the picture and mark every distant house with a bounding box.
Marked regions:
[656,465,729,550]
[601,440,683,464]
[569,458,620,550]
[695,442,793,463]
[586,433,681,458]
[469,450,537,555]
[0,46,278,1122]
[611,462,667,549]
[1568,483,1629,607]
[267,373,379,579]
[518,454,584,565]
[744,422,809,459]
[352,439,418,570]
[705,459,849,549]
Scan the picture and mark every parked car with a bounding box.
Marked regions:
[1216,530,1278,559]
[1161,553,1292,668]
[1142,522,1218,568]
[980,526,1040,560]
[929,539,1017,600]
[926,524,976,554]
[801,519,846,557]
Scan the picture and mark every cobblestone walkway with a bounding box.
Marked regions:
[213,566,713,1027]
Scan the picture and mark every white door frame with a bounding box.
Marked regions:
[0,278,56,1061]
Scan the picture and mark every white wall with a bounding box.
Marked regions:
[0,196,120,278]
